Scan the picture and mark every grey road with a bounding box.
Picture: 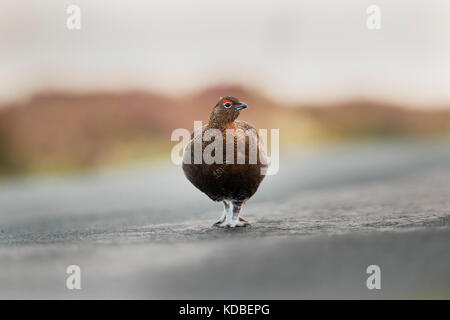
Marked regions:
[0,140,450,299]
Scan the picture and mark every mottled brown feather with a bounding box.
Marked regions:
[182,97,267,202]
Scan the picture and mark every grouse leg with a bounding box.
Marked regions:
[213,201,231,227]
[227,200,249,228]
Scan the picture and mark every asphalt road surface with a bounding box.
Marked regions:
[0,140,449,299]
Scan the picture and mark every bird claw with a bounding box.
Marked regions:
[215,220,250,228]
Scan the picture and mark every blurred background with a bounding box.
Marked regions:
[1,0,450,176]
[1,0,450,299]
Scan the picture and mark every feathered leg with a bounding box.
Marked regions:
[227,200,250,228]
[213,201,231,227]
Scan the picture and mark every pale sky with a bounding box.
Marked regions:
[1,0,450,107]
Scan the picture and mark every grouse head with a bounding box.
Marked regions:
[208,96,247,127]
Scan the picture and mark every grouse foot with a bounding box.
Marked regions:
[217,221,249,228]
[213,216,248,227]
[213,200,250,228]
[213,201,230,227]
[212,213,226,227]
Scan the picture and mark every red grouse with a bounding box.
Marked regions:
[182,97,267,228]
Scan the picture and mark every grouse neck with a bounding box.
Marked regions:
[207,120,237,130]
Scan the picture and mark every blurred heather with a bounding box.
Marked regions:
[1,85,450,177]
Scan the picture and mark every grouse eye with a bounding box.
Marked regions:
[222,100,232,109]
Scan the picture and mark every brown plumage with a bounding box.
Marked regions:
[182,96,267,228]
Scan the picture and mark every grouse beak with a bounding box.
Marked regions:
[236,102,248,111]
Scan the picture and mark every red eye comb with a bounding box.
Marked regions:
[222,100,232,105]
